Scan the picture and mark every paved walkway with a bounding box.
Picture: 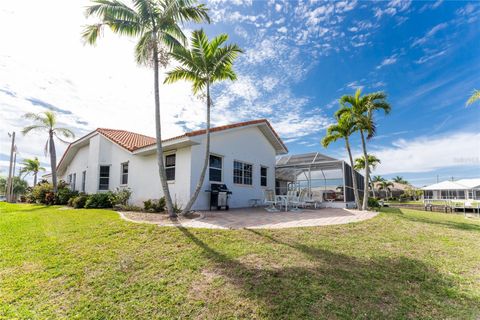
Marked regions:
[119,207,378,230]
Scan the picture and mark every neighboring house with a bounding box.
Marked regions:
[54,119,288,210]
[422,179,480,200]
[372,181,415,199]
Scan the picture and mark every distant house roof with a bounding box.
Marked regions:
[422,179,480,190]
[455,178,480,189]
[56,119,287,174]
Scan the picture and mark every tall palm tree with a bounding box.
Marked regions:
[83,0,210,217]
[22,111,75,193]
[466,89,479,106]
[165,30,242,215]
[20,157,45,186]
[354,154,381,198]
[322,113,362,210]
[337,89,391,210]
[378,180,394,199]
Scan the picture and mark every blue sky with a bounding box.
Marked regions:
[0,0,479,186]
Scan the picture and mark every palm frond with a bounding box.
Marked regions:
[177,3,210,24]
[54,128,75,139]
[82,24,104,45]
[466,89,480,106]
[44,139,50,157]
[85,0,139,21]
[21,125,46,135]
[23,112,43,122]
[135,31,154,65]
[191,29,209,68]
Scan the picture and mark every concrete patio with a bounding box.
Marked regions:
[119,207,378,230]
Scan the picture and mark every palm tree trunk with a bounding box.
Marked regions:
[49,131,58,193]
[370,176,376,198]
[181,82,211,215]
[152,38,175,217]
[33,171,37,186]
[345,138,362,210]
[359,130,369,210]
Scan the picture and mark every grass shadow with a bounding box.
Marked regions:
[178,226,479,319]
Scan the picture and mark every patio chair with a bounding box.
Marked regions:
[287,190,301,211]
[300,189,317,209]
[263,189,279,212]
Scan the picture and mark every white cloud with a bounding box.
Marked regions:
[346,81,364,90]
[374,0,411,18]
[376,54,398,69]
[415,49,447,64]
[277,26,288,33]
[275,3,282,12]
[411,22,448,47]
[368,132,480,175]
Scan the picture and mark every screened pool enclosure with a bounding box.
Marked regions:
[275,152,364,208]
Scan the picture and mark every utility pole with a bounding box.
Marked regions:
[6,132,15,203]
[9,147,17,202]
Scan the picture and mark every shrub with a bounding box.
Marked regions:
[44,192,56,205]
[72,194,89,209]
[368,197,380,209]
[117,204,142,211]
[85,193,112,209]
[56,188,78,205]
[109,188,132,207]
[31,183,53,204]
[67,197,75,207]
[143,197,165,212]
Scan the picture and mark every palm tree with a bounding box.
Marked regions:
[165,30,242,215]
[83,0,210,217]
[466,89,479,106]
[322,113,362,210]
[22,111,75,193]
[392,176,406,184]
[371,175,384,196]
[20,157,46,186]
[354,154,381,198]
[378,180,394,199]
[337,89,391,210]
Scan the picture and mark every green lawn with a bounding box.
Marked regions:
[1,203,479,319]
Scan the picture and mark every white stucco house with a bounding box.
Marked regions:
[422,178,480,200]
[55,119,288,210]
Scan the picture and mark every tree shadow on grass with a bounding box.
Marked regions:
[177,226,479,319]
[385,207,480,232]
[1,204,48,213]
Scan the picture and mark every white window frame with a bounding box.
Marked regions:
[209,154,223,183]
[98,165,111,191]
[260,166,268,187]
[233,160,253,186]
[72,173,76,191]
[81,171,86,193]
[120,162,129,185]
[165,153,176,182]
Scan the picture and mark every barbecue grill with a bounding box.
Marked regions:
[206,184,232,210]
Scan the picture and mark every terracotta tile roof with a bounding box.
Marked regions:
[156,119,288,151]
[57,119,287,171]
[97,128,156,152]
